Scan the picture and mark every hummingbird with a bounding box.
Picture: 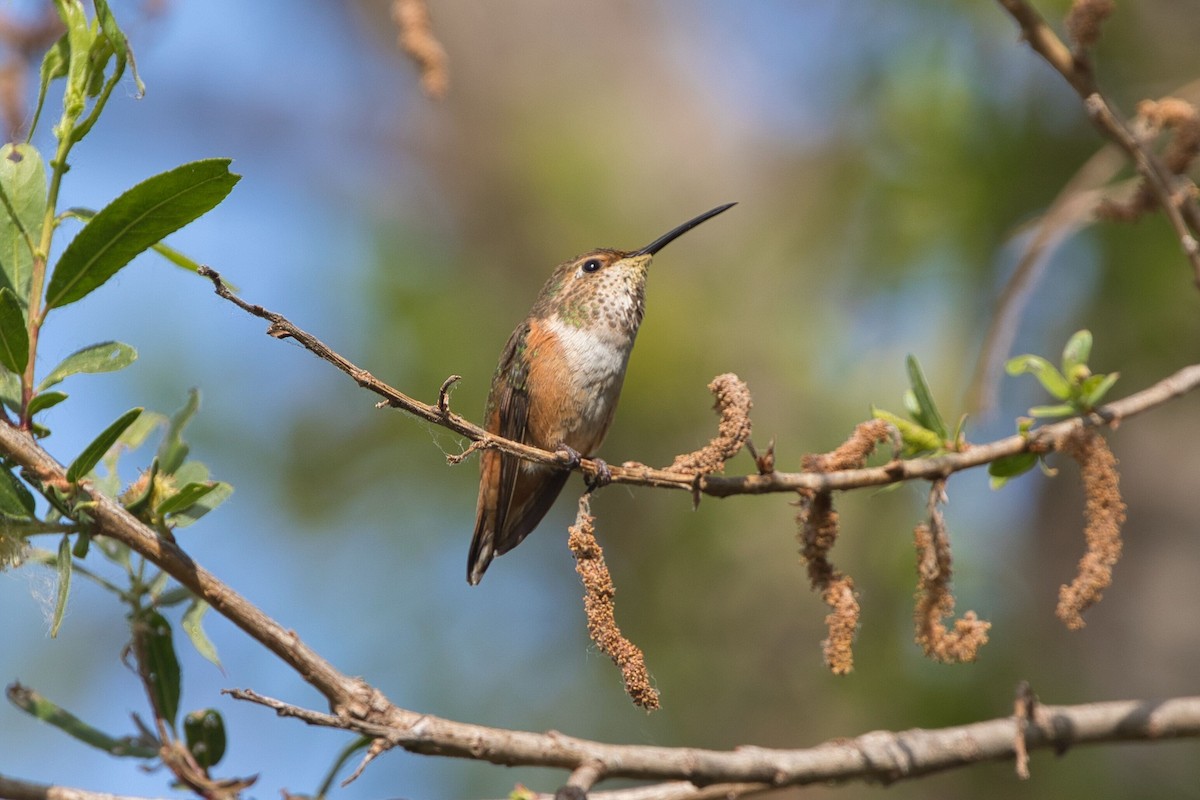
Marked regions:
[467,202,736,585]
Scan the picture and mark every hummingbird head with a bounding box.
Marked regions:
[530,203,736,334]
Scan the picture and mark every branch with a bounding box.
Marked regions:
[228,687,1200,792]
[193,267,1200,498]
[995,0,1200,286]
[0,772,166,800]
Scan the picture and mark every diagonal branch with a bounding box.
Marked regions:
[194,267,1200,499]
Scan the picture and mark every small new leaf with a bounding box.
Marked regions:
[1006,354,1071,400]
[169,481,232,529]
[30,33,69,138]
[905,355,948,439]
[1082,371,1120,408]
[39,341,137,390]
[27,391,68,417]
[0,288,28,374]
[872,407,943,455]
[156,482,217,517]
[157,388,200,474]
[66,407,142,482]
[44,159,239,310]
[1061,329,1092,375]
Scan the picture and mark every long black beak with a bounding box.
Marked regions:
[634,202,737,256]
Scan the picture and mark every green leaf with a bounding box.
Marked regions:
[0,370,18,412]
[66,407,142,482]
[65,209,211,276]
[169,481,232,529]
[172,460,210,486]
[871,407,943,454]
[135,610,181,732]
[158,388,199,474]
[30,33,69,139]
[0,143,47,301]
[1061,329,1092,376]
[183,708,226,769]
[1082,371,1120,408]
[987,452,1038,489]
[44,159,240,310]
[93,0,144,96]
[55,0,93,126]
[905,355,948,438]
[0,288,28,374]
[0,467,35,518]
[27,390,68,416]
[39,340,137,390]
[182,598,222,668]
[1029,403,1075,418]
[156,482,217,517]
[1006,354,1071,400]
[5,682,158,758]
[50,534,71,637]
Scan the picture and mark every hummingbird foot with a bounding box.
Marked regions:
[585,458,612,490]
[555,443,583,469]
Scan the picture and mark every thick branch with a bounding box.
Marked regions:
[194,268,1200,498]
[229,688,1200,790]
[0,773,164,800]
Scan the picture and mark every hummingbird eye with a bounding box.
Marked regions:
[581,258,602,273]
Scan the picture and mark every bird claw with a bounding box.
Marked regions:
[556,444,583,469]
[586,458,612,490]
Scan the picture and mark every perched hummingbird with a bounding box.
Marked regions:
[467,203,736,585]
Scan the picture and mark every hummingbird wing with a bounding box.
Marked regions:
[467,321,571,584]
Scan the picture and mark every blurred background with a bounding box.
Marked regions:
[0,1,1198,798]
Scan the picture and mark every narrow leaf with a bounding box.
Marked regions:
[182,598,222,668]
[39,340,137,390]
[27,391,68,416]
[905,355,948,439]
[988,452,1037,484]
[0,288,28,373]
[134,610,181,731]
[0,467,35,518]
[158,388,199,474]
[5,683,158,758]
[156,482,217,517]
[50,534,71,637]
[66,407,142,482]
[45,159,239,309]
[169,481,232,529]
[1028,403,1075,418]
[0,143,48,300]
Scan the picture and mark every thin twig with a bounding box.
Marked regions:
[194,267,1200,497]
[994,0,1200,286]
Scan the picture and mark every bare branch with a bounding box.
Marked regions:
[226,688,1200,790]
[194,267,1200,499]
[994,0,1200,286]
[0,772,167,800]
